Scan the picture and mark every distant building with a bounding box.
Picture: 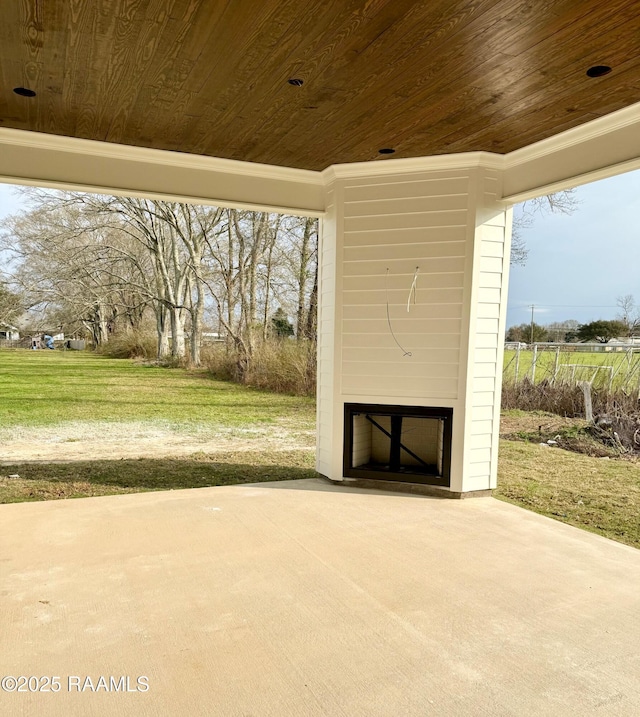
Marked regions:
[504,341,527,350]
[201,332,225,343]
[0,325,20,341]
[606,337,640,351]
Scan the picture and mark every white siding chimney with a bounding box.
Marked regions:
[317,159,512,495]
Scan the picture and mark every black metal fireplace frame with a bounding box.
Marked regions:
[343,403,453,487]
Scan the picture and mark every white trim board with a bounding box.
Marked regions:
[322,152,504,182]
[502,100,640,201]
[0,128,325,216]
[0,174,324,219]
[2,97,640,213]
[502,156,640,204]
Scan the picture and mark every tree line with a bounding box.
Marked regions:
[506,297,640,344]
[0,189,318,376]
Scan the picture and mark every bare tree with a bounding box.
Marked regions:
[2,188,319,380]
[616,294,639,336]
[511,190,580,265]
[0,284,23,327]
[201,209,272,377]
[55,194,223,365]
[1,196,138,344]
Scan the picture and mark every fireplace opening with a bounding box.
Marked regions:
[344,403,452,486]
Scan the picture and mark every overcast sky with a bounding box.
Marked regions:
[508,168,640,328]
[0,182,20,219]
[1,170,639,329]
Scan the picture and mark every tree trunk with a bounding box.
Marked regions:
[156,305,171,359]
[95,303,110,345]
[189,281,204,367]
[304,264,318,341]
[296,217,317,339]
[170,307,186,359]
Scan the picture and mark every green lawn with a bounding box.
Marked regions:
[0,350,317,504]
[0,450,317,504]
[503,347,640,389]
[0,350,315,428]
[496,438,640,550]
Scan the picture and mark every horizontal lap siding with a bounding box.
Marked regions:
[344,376,459,399]
[317,194,337,477]
[342,333,461,349]
[467,172,509,490]
[340,171,470,400]
[343,225,465,247]
[343,240,466,263]
[343,272,463,291]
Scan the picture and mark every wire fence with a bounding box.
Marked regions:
[503,343,640,394]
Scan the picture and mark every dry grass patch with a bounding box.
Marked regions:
[496,440,640,549]
[499,410,587,439]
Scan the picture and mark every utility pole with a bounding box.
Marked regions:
[529,304,535,344]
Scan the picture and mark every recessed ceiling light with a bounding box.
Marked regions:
[288,78,304,86]
[586,65,612,78]
[13,87,36,97]
[378,148,396,154]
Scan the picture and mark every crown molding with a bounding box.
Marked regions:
[3,97,640,212]
[502,100,640,200]
[323,151,504,183]
[0,127,322,186]
[0,127,325,214]
[504,100,640,169]
[502,156,640,204]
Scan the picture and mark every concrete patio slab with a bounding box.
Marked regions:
[1,479,639,716]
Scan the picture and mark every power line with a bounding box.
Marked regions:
[517,304,618,309]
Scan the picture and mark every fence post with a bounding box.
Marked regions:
[514,344,520,384]
[621,354,639,392]
[552,346,560,385]
[531,344,538,384]
[578,381,594,423]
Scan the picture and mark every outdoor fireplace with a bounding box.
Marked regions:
[343,403,453,487]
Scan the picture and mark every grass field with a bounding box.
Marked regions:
[503,347,640,390]
[0,450,317,504]
[0,350,314,428]
[496,438,640,549]
[0,350,316,503]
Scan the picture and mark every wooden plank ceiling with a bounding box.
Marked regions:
[1,0,639,171]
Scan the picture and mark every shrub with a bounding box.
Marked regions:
[202,339,316,396]
[200,343,237,381]
[501,378,640,454]
[96,331,158,360]
[501,379,585,415]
